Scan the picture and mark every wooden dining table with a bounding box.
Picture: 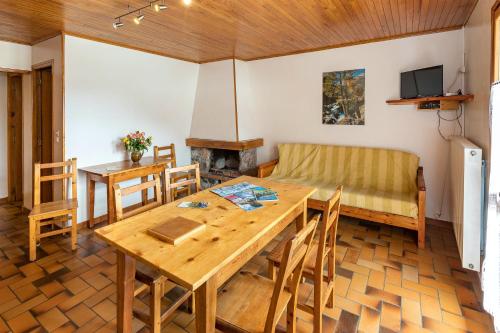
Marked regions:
[80,156,171,227]
[94,175,315,333]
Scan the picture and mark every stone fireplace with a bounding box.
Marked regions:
[186,138,264,188]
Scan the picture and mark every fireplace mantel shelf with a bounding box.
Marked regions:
[185,138,264,151]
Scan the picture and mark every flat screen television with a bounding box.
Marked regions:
[400,65,443,99]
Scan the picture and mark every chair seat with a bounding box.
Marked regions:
[268,237,328,276]
[217,271,291,333]
[29,199,78,219]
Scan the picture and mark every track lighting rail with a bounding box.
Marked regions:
[113,0,169,28]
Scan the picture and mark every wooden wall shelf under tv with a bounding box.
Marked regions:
[386,94,474,111]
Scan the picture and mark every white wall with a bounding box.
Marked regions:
[0,73,7,198]
[64,35,199,222]
[464,0,495,161]
[190,60,237,141]
[192,30,465,221]
[0,41,31,71]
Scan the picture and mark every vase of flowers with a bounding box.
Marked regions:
[122,131,152,163]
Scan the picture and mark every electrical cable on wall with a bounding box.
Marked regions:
[437,103,464,140]
[435,103,464,218]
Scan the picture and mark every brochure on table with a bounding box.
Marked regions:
[211,182,279,211]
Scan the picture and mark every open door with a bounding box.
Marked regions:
[33,66,53,203]
[7,74,23,203]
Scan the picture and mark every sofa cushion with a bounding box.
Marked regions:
[268,143,420,218]
[268,176,418,218]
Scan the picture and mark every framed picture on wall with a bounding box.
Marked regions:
[322,68,365,125]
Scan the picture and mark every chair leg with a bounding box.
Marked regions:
[326,287,334,308]
[313,276,324,333]
[36,220,41,245]
[188,292,196,314]
[268,262,276,281]
[150,280,162,333]
[29,217,37,261]
[160,172,167,205]
[71,209,78,251]
[286,298,296,333]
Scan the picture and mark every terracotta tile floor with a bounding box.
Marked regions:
[0,202,495,332]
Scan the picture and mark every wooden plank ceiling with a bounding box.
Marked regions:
[0,0,478,63]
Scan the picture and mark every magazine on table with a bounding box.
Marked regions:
[177,201,208,208]
[211,182,256,197]
[252,186,279,201]
[211,182,279,211]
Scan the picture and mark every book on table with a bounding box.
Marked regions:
[147,216,205,245]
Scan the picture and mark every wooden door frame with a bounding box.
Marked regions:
[491,1,500,83]
[7,73,23,202]
[32,60,55,204]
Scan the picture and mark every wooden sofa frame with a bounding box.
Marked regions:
[258,160,426,248]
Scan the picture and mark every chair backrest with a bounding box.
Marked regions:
[33,158,77,206]
[154,144,177,168]
[113,174,162,221]
[164,164,201,203]
[315,186,342,286]
[265,215,319,332]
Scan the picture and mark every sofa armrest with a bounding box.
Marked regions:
[257,159,279,178]
[417,166,426,191]
[417,166,426,248]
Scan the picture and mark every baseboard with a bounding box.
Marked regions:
[78,214,109,230]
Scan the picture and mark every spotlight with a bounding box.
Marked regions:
[153,2,167,12]
[113,19,124,29]
[182,0,192,6]
[134,12,145,24]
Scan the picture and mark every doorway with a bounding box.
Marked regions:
[7,74,23,203]
[33,64,53,203]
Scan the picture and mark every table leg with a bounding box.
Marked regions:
[87,176,96,228]
[141,176,148,205]
[195,276,217,333]
[107,176,116,224]
[295,199,307,231]
[116,251,136,333]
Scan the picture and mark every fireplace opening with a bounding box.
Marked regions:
[210,149,241,178]
[190,146,258,188]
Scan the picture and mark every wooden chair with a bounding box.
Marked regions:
[164,164,201,203]
[28,158,78,262]
[154,144,190,202]
[267,186,342,333]
[216,215,320,333]
[113,174,194,332]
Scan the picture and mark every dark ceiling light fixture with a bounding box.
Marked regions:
[113,0,179,29]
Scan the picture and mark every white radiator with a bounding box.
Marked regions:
[450,136,482,271]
